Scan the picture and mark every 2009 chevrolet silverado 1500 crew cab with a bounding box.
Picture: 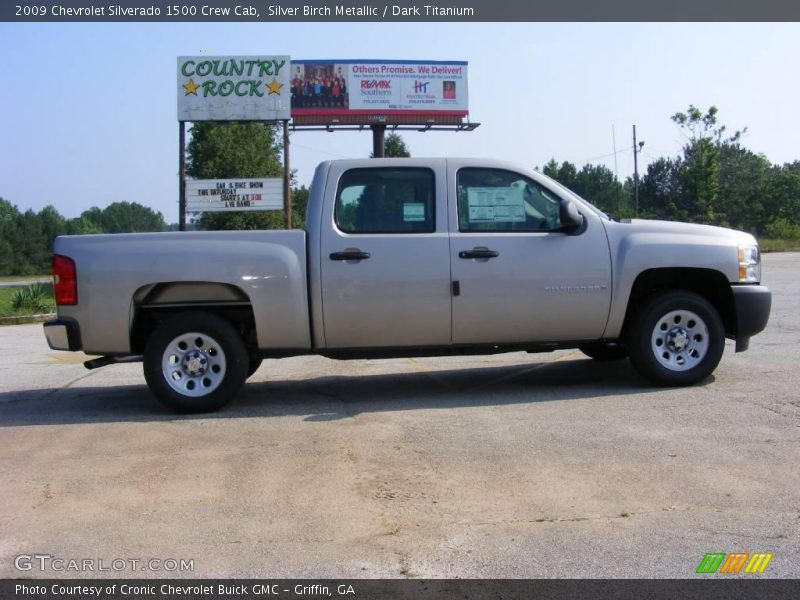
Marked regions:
[43,158,772,412]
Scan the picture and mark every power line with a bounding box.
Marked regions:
[571,147,631,165]
[290,141,350,159]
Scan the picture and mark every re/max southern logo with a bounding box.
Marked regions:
[361,80,391,89]
[696,552,773,574]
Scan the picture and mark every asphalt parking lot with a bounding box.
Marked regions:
[1,253,798,579]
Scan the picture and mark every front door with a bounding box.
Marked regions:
[448,165,612,344]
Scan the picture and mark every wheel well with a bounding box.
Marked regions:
[622,268,736,338]
[130,282,257,354]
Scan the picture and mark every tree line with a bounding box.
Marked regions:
[0,200,168,276]
[1,106,798,276]
[541,105,800,239]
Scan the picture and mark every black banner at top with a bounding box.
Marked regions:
[3,0,800,22]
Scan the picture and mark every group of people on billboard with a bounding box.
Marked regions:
[290,64,349,110]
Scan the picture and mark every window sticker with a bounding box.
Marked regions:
[403,203,426,222]
[466,187,526,223]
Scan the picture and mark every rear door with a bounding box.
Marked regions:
[448,163,612,344]
[319,160,452,348]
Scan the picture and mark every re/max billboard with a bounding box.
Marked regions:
[289,60,469,122]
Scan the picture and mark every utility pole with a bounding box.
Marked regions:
[632,125,644,217]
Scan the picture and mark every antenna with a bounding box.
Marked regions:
[612,124,618,180]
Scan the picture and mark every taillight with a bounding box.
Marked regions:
[52,254,77,305]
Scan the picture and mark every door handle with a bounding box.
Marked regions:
[458,248,499,259]
[330,250,371,261]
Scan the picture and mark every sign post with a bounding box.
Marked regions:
[177,55,292,227]
[178,121,186,231]
[283,120,291,228]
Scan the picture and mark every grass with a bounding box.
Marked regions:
[0,283,55,317]
[759,238,800,253]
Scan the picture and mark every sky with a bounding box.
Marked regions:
[1,22,799,221]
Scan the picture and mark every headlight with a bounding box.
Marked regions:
[738,244,761,283]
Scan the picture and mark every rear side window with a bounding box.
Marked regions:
[335,168,435,234]
[457,168,563,232]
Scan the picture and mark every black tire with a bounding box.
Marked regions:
[143,311,248,413]
[247,356,263,379]
[627,291,724,386]
[579,341,628,361]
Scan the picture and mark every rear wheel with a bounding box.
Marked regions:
[143,312,248,413]
[627,291,724,386]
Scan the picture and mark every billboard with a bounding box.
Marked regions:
[290,60,469,125]
[177,55,291,121]
[186,178,283,212]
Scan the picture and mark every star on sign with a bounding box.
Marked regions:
[183,79,199,95]
[266,78,283,95]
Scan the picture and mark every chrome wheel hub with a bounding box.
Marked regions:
[667,327,689,352]
[162,332,226,397]
[651,309,709,372]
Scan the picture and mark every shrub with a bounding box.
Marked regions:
[10,282,53,313]
[764,217,800,240]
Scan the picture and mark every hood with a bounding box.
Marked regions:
[620,218,758,246]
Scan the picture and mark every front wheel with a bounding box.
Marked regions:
[143,312,248,413]
[627,291,725,386]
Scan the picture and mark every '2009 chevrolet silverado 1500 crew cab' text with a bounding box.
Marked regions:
[44,158,771,412]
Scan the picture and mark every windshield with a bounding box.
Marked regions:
[536,172,612,221]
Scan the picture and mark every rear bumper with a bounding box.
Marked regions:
[43,319,82,351]
[731,284,771,351]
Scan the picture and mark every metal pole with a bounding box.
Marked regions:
[612,124,619,215]
[371,124,386,158]
[283,120,292,229]
[179,121,186,231]
[633,124,639,217]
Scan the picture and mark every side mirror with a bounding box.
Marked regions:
[559,199,585,234]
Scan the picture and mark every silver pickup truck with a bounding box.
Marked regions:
[44,158,771,412]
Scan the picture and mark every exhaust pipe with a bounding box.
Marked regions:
[83,355,143,370]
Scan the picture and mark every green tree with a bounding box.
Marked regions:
[81,201,165,233]
[541,160,629,216]
[671,105,745,223]
[65,216,103,235]
[716,144,771,233]
[16,209,51,274]
[762,161,800,234]
[637,157,690,221]
[542,159,578,190]
[0,198,21,275]
[370,132,411,158]
[573,164,627,216]
[187,122,286,231]
[290,185,309,229]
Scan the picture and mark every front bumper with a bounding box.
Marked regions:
[43,319,82,351]
[731,284,771,352]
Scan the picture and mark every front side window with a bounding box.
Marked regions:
[457,168,563,232]
[335,168,435,234]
